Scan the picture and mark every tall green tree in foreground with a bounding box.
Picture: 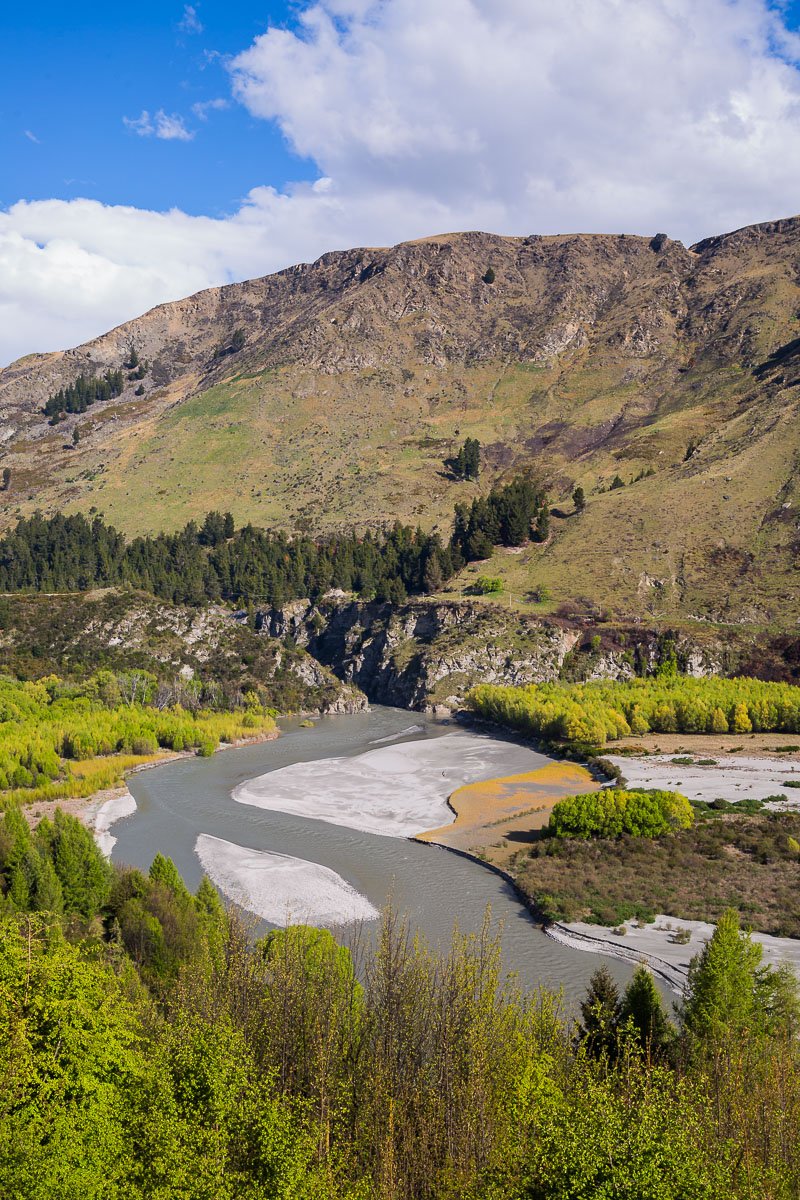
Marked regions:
[618,964,672,1058]
[579,965,620,1059]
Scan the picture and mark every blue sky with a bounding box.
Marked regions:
[0,1,312,215]
[4,0,800,365]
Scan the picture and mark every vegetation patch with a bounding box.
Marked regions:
[514,810,800,933]
[0,673,275,809]
[468,676,800,748]
[549,787,693,839]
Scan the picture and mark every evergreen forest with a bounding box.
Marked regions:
[0,474,548,606]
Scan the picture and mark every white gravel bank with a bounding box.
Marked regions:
[548,915,800,995]
[195,833,379,926]
[89,789,138,858]
[233,732,545,838]
[607,753,800,808]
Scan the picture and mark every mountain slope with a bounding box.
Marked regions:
[1,219,800,624]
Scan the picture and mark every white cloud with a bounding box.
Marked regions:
[191,97,229,119]
[123,109,194,141]
[23,130,41,144]
[229,0,800,238]
[6,0,800,366]
[178,4,203,34]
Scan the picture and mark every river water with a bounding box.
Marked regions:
[114,705,639,1004]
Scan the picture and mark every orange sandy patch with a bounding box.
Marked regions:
[417,760,596,861]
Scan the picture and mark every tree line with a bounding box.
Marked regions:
[468,675,800,747]
[0,474,548,607]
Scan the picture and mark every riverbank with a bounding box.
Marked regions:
[21,727,279,838]
[111,704,643,998]
[546,914,800,994]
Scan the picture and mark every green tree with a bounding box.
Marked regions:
[579,965,620,1059]
[533,504,550,542]
[46,808,112,919]
[681,909,764,1040]
[0,913,144,1197]
[149,853,192,905]
[572,485,586,513]
[618,965,671,1057]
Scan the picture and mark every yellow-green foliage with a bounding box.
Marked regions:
[0,673,275,806]
[468,676,800,747]
[549,788,694,839]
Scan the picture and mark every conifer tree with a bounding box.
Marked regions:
[149,853,192,905]
[618,964,671,1056]
[681,909,762,1040]
[579,965,621,1058]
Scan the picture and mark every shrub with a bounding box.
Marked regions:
[131,736,157,756]
[473,575,503,594]
[549,788,694,840]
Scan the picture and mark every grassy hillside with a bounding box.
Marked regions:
[2,221,800,624]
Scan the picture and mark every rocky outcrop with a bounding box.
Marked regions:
[0,590,368,716]
[263,598,577,709]
[261,597,750,711]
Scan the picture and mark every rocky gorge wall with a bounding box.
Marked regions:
[260,597,738,712]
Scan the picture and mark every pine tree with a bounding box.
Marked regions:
[618,965,671,1056]
[533,504,550,542]
[579,966,621,1058]
[49,809,112,918]
[422,553,444,594]
[149,853,192,905]
[572,485,586,513]
[681,909,762,1040]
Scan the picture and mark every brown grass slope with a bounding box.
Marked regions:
[1,218,800,623]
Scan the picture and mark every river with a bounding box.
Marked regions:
[114,704,640,1003]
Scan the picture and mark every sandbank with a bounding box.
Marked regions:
[233,731,548,838]
[195,833,379,926]
[418,761,596,861]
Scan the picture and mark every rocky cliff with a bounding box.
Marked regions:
[0,590,367,715]
[261,597,745,711]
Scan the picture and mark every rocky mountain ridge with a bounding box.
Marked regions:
[2,216,800,624]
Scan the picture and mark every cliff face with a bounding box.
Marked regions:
[3,218,800,623]
[261,598,737,711]
[0,591,367,715]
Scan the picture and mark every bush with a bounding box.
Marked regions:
[131,736,157,756]
[549,788,694,840]
[473,575,503,594]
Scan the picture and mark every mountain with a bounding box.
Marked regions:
[1,218,800,625]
